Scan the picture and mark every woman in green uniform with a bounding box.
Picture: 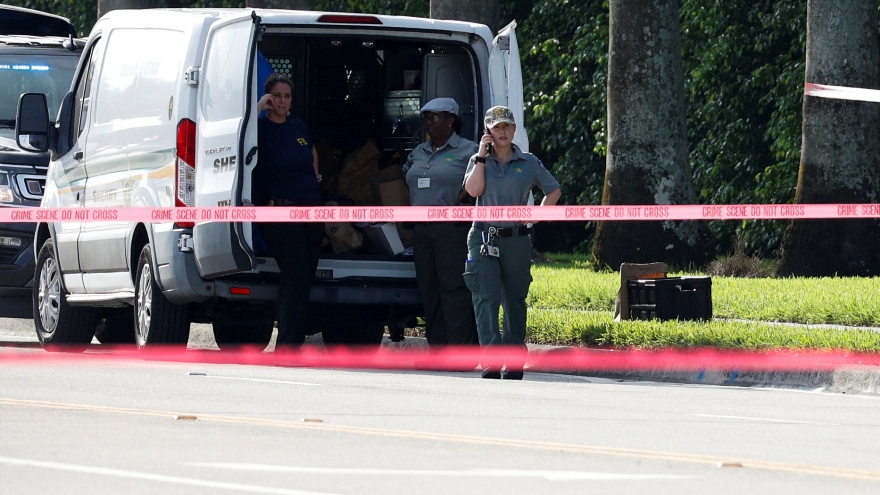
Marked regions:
[463,106,561,379]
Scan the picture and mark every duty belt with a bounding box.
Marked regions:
[479,225,533,237]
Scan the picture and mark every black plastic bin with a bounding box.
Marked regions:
[626,277,712,321]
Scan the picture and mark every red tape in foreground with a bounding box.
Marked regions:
[2,204,880,224]
[2,346,879,373]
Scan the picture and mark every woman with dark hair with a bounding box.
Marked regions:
[254,73,324,352]
[402,97,478,346]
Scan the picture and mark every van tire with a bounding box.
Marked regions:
[33,241,98,352]
[134,244,190,348]
[94,315,136,345]
[212,316,274,350]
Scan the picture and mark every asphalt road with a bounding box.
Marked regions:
[2,318,880,495]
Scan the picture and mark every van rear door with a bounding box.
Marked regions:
[192,13,259,278]
[488,21,528,151]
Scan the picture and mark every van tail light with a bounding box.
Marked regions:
[316,14,382,24]
[175,118,196,228]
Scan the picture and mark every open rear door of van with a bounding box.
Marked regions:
[488,20,528,152]
[192,13,260,279]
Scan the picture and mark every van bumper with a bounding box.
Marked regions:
[310,280,422,306]
[152,225,214,304]
[211,278,422,307]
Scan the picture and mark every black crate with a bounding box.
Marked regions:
[627,277,712,321]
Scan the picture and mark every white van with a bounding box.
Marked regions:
[15,8,525,349]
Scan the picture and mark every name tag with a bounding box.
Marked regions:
[418,178,431,189]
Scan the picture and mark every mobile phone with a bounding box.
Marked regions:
[484,128,493,154]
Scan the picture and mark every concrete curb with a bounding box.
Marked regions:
[525,344,880,396]
[583,368,880,395]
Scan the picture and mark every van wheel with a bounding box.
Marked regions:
[212,316,274,350]
[94,315,136,345]
[33,241,98,351]
[134,244,190,348]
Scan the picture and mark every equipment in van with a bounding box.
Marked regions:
[16,9,525,350]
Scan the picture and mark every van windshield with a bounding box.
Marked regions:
[0,52,78,128]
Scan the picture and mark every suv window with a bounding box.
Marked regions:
[0,50,79,128]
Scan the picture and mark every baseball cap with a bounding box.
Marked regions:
[420,97,459,116]
[484,105,516,128]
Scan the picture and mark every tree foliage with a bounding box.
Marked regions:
[520,0,807,258]
[5,0,99,37]
[681,1,806,257]
[8,0,814,259]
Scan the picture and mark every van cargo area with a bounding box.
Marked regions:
[230,33,483,340]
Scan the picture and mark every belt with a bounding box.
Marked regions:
[478,225,533,237]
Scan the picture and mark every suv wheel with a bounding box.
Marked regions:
[33,241,98,351]
[134,244,189,348]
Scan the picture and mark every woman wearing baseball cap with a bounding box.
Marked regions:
[402,97,479,347]
[463,105,562,379]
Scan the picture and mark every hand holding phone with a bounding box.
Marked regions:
[483,128,494,154]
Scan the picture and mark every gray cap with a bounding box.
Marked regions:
[484,105,516,128]
[420,97,459,116]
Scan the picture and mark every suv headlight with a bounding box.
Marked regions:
[0,184,13,203]
[0,236,22,247]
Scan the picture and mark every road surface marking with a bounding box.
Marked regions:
[192,374,319,386]
[3,397,880,482]
[188,463,694,481]
[693,414,837,426]
[0,455,339,495]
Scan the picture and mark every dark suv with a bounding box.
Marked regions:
[0,6,82,317]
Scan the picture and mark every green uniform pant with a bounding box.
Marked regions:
[463,227,533,350]
[413,222,477,345]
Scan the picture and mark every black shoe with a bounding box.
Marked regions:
[482,369,502,379]
[502,371,524,380]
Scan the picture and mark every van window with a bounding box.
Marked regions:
[73,38,103,138]
[202,22,251,122]
[94,28,184,124]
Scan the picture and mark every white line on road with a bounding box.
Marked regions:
[191,374,319,386]
[0,456,339,495]
[693,414,837,426]
[188,463,696,481]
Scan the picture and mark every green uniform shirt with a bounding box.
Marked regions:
[403,133,479,206]
[464,144,560,228]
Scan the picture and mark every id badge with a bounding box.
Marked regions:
[481,243,500,258]
[418,178,431,188]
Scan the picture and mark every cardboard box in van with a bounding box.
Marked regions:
[16,8,526,349]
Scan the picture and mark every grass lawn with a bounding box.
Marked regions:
[526,256,880,351]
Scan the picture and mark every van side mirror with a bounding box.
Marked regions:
[16,93,50,153]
